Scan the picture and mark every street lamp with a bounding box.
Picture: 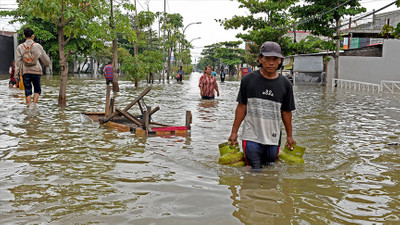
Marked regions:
[183,22,202,34]
[180,22,201,66]
[189,37,201,44]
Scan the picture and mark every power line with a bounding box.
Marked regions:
[292,0,353,29]
[136,0,146,11]
[339,0,397,28]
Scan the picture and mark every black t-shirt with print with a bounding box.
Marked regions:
[236,70,295,145]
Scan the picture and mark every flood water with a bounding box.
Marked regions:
[0,72,399,225]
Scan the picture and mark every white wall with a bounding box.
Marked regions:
[338,39,400,84]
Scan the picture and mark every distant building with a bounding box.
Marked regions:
[341,9,400,49]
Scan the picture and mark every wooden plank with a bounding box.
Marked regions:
[154,131,171,136]
[135,127,146,136]
[175,130,188,135]
[105,121,130,132]
[137,101,144,114]
[149,106,160,116]
[149,121,169,127]
[144,106,151,134]
[103,87,152,123]
[122,86,152,112]
[185,111,192,130]
[115,108,142,126]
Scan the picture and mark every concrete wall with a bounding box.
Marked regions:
[338,39,400,84]
[326,56,335,86]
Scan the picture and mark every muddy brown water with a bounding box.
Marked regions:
[0,73,399,224]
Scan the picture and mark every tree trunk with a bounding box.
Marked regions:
[133,0,139,88]
[110,0,119,92]
[167,48,171,83]
[58,26,68,107]
[76,55,81,73]
[112,38,119,92]
[150,72,154,84]
[334,19,340,79]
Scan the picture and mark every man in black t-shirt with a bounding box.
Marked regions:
[228,41,296,170]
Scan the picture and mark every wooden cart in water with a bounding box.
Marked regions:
[83,86,192,136]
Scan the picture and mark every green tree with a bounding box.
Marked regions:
[101,0,136,92]
[219,0,297,57]
[137,11,159,84]
[0,11,95,75]
[290,0,366,79]
[200,41,245,75]
[291,36,335,54]
[195,57,207,71]
[216,41,245,76]
[161,13,183,83]
[10,0,104,106]
[200,43,221,69]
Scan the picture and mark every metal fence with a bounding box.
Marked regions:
[332,78,381,92]
[381,80,400,93]
[332,79,400,93]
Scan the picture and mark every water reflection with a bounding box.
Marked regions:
[198,100,219,123]
[220,173,290,225]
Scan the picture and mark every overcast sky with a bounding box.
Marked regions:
[1,0,398,62]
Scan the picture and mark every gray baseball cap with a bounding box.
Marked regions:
[260,41,283,58]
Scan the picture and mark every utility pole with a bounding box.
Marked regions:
[110,0,119,92]
[293,26,296,43]
[386,19,390,39]
[334,18,340,80]
[133,0,139,87]
[162,0,166,83]
[134,0,138,57]
[348,17,351,49]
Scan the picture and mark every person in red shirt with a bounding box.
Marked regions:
[9,60,17,88]
[103,61,113,85]
[198,65,219,100]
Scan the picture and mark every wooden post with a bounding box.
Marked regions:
[137,101,144,114]
[386,19,390,39]
[110,98,114,114]
[185,111,192,130]
[105,85,111,117]
[144,106,151,135]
